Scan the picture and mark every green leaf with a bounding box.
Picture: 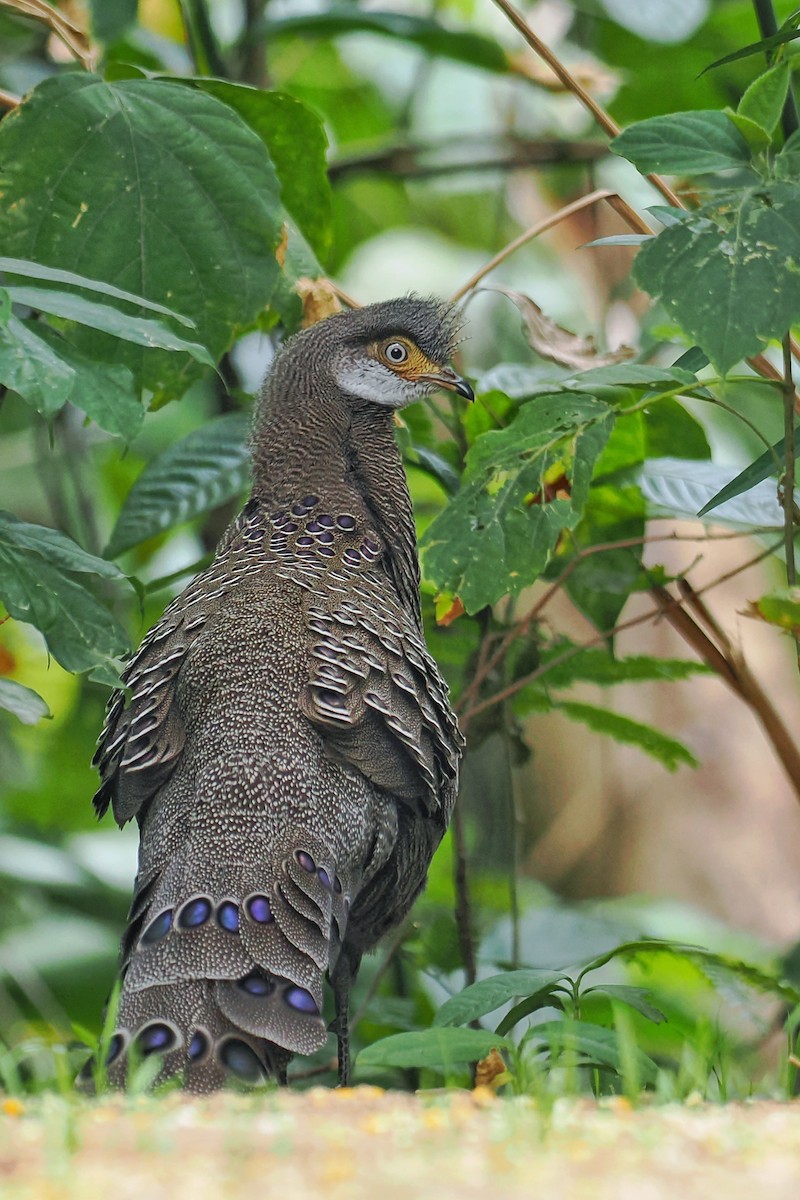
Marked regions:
[755,587,800,632]
[611,111,751,175]
[556,700,698,771]
[421,395,614,612]
[700,25,800,74]
[582,984,667,1024]
[737,62,791,137]
[265,10,510,74]
[0,257,194,326]
[105,414,251,558]
[0,513,130,673]
[0,679,51,725]
[433,969,565,1028]
[540,647,711,689]
[698,435,789,516]
[645,397,710,460]
[7,287,214,365]
[637,456,786,528]
[0,74,283,400]
[357,1027,508,1071]
[528,1019,658,1083]
[634,184,800,374]
[776,129,800,180]
[565,364,697,392]
[0,317,143,439]
[725,110,772,154]
[188,82,332,262]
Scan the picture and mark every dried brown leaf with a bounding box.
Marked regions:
[494,286,635,370]
[297,277,342,327]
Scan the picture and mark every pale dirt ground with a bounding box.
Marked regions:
[1,1088,799,1200]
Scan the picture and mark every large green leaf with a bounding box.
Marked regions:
[0,317,143,439]
[190,82,333,262]
[0,74,283,400]
[611,111,751,175]
[106,414,251,558]
[421,395,614,612]
[357,1027,508,1071]
[0,513,130,673]
[634,183,800,375]
[433,969,565,1028]
[556,701,698,771]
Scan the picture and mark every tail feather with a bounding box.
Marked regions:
[100,828,344,1088]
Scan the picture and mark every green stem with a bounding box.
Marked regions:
[752,0,800,137]
[781,332,800,672]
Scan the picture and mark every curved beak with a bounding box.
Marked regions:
[421,366,475,402]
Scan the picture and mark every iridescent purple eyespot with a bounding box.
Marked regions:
[302,494,319,508]
[178,897,212,929]
[189,1031,209,1061]
[220,1039,266,1083]
[141,909,173,945]
[137,1022,176,1056]
[216,901,240,933]
[238,971,274,996]
[296,536,314,547]
[245,894,273,924]
[318,546,335,557]
[337,514,356,530]
[333,875,343,895]
[317,531,334,545]
[270,511,286,523]
[284,986,319,1014]
[318,867,332,890]
[317,514,335,528]
[296,850,316,873]
[343,549,361,565]
[364,538,380,553]
[306,521,323,533]
[105,1033,124,1065]
[291,504,308,517]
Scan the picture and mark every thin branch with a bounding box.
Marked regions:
[490,0,682,208]
[451,188,624,302]
[1,0,95,70]
[329,136,606,183]
[0,88,20,110]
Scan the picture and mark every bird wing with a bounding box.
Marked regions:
[298,569,463,821]
[93,501,270,825]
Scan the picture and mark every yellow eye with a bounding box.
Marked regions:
[382,340,409,365]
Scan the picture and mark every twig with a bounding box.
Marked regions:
[0,88,20,110]
[451,188,626,302]
[1,0,94,70]
[490,0,682,208]
[460,540,780,723]
[329,136,606,182]
[452,804,477,986]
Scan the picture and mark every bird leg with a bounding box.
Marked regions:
[329,954,355,1086]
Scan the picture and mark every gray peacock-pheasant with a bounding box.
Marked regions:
[91,297,472,1091]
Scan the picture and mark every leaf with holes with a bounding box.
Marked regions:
[634,184,800,375]
[0,74,283,400]
[105,414,251,558]
[421,394,614,612]
[0,513,130,673]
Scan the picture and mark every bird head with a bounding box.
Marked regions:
[323,296,474,409]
